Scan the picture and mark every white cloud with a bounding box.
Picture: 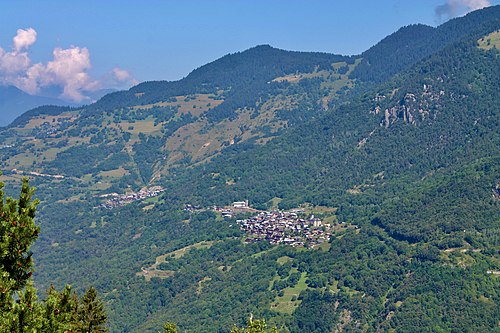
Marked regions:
[0,28,138,102]
[13,28,37,52]
[95,67,139,92]
[16,63,44,94]
[112,67,132,81]
[435,0,491,21]
[111,67,139,86]
[0,47,31,75]
[461,0,491,10]
[43,46,100,101]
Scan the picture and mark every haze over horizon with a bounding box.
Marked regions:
[1,0,498,103]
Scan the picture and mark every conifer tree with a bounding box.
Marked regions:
[42,285,79,332]
[230,316,279,333]
[0,176,41,332]
[77,286,108,332]
[0,175,109,331]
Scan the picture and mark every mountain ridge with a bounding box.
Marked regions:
[351,5,500,82]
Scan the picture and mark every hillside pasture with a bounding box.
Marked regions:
[478,30,500,50]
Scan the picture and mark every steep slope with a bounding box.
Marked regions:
[170,36,500,243]
[351,5,500,82]
[2,7,499,192]
[0,46,357,192]
[129,27,500,331]
[90,46,351,114]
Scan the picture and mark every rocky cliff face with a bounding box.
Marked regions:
[370,82,447,128]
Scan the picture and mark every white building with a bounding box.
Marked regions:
[233,200,249,208]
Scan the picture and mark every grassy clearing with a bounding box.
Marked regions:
[90,181,113,192]
[251,247,276,259]
[272,70,330,83]
[0,173,23,182]
[270,271,308,314]
[142,195,161,205]
[268,275,281,291]
[331,223,358,235]
[300,204,338,226]
[478,30,500,50]
[137,241,215,281]
[133,94,224,118]
[161,96,291,172]
[329,280,340,293]
[276,256,293,265]
[8,152,39,168]
[340,286,359,296]
[136,269,175,282]
[56,194,84,204]
[302,204,337,214]
[268,197,282,210]
[196,277,212,295]
[40,147,65,162]
[119,119,161,137]
[142,204,155,211]
[99,167,129,178]
[22,114,76,130]
[318,241,331,252]
[160,241,215,261]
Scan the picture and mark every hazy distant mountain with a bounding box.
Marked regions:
[0,85,70,127]
[0,85,117,127]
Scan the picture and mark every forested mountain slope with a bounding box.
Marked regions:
[89,46,351,114]
[170,37,499,211]
[1,7,497,196]
[136,26,500,332]
[0,6,498,333]
[0,46,358,192]
[351,5,500,82]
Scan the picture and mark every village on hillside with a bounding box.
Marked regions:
[100,186,165,208]
[103,193,344,248]
[237,210,334,248]
[186,200,342,248]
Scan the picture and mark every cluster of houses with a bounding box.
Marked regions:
[33,122,60,138]
[182,201,341,248]
[184,204,202,211]
[100,186,165,208]
[237,211,333,248]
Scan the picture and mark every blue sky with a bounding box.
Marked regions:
[0,0,498,101]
